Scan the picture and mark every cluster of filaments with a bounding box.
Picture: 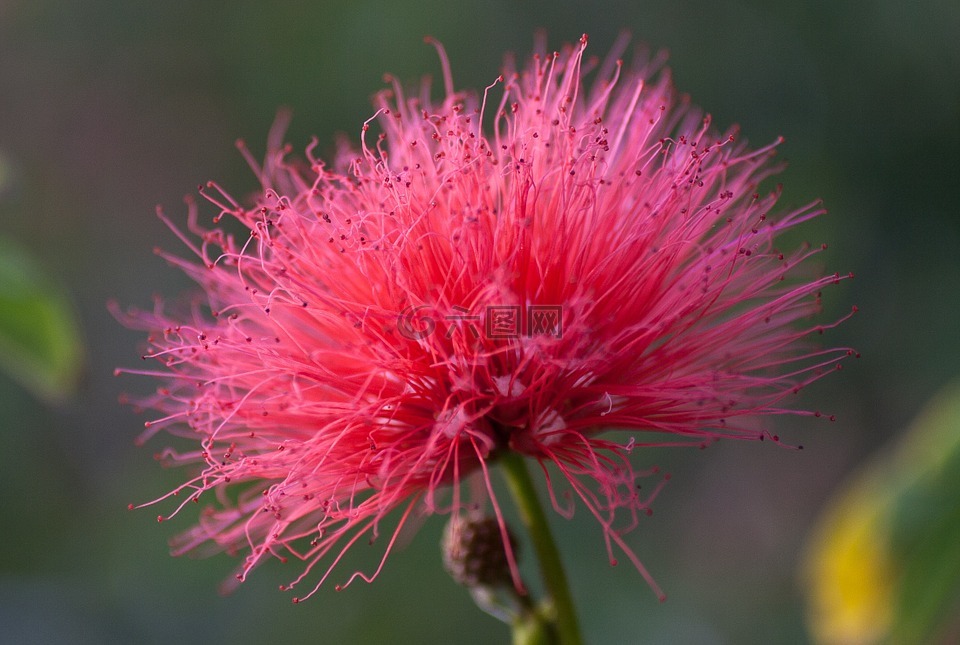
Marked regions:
[116,34,856,601]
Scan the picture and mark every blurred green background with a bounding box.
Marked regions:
[1,0,957,643]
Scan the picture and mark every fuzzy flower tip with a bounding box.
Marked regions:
[114,34,857,602]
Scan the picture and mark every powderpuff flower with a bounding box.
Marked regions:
[115,34,856,602]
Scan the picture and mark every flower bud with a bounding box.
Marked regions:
[443,514,517,589]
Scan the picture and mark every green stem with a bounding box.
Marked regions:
[500,451,583,645]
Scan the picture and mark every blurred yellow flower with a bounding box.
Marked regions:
[803,467,895,644]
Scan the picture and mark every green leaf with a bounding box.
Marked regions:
[802,383,960,645]
[887,386,960,644]
[0,236,83,403]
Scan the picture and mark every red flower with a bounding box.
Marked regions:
[116,34,855,602]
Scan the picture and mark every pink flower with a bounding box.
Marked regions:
[115,34,856,602]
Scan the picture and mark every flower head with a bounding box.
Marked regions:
[116,34,855,602]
